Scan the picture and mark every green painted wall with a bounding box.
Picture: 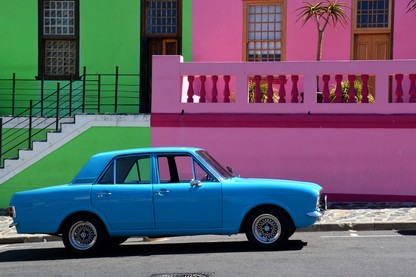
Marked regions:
[0,0,141,115]
[182,0,192,62]
[0,1,38,78]
[0,126,151,208]
[80,0,140,74]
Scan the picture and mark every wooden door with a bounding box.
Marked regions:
[353,33,391,97]
[354,33,391,60]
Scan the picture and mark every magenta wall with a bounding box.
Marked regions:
[192,0,416,62]
[152,126,416,201]
[393,2,416,59]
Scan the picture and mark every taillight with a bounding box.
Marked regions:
[8,206,16,218]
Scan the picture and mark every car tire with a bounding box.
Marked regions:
[62,215,107,255]
[245,207,291,249]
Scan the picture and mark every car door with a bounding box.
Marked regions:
[91,154,155,230]
[153,154,222,229]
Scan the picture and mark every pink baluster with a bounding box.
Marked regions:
[361,74,369,103]
[254,75,261,103]
[335,75,343,103]
[409,74,416,103]
[199,76,206,103]
[223,75,230,103]
[187,75,194,103]
[212,75,218,103]
[322,75,330,103]
[395,74,404,103]
[267,75,274,103]
[278,75,287,103]
[348,75,356,103]
[291,75,299,103]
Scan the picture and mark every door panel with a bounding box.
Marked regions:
[153,154,222,229]
[91,155,155,230]
[353,33,391,96]
[354,34,391,60]
[91,184,154,230]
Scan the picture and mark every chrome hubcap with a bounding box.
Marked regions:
[69,221,97,250]
[252,214,281,244]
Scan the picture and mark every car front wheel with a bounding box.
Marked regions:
[245,208,290,249]
[62,215,106,255]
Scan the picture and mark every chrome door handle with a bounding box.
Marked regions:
[97,191,112,198]
[156,189,169,196]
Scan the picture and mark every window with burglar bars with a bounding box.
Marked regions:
[356,0,390,29]
[243,0,286,62]
[143,0,179,36]
[38,0,79,80]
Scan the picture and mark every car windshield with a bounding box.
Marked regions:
[196,150,238,179]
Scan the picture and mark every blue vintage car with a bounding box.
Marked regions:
[8,147,326,255]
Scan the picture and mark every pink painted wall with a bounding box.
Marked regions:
[393,2,416,59]
[151,56,416,201]
[192,0,243,61]
[152,126,416,199]
[192,0,416,62]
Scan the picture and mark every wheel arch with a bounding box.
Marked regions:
[57,211,108,235]
[239,204,295,234]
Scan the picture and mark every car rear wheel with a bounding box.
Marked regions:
[245,208,290,249]
[62,215,106,255]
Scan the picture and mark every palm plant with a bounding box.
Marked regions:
[296,1,349,61]
[407,0,416,12]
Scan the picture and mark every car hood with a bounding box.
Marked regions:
[224,177,322,192]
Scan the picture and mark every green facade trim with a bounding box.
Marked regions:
[0,126,151,208]
[182,0,193,62]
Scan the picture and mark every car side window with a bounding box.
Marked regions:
[97,155,151,184]
[157,154,216,183]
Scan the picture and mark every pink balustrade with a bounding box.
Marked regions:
[151,56,416,202]
[152,56,416,114]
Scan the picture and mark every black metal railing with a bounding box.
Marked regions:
[0,66,141,167]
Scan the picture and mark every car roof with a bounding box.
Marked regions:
[71,147,204,184]
[92,146,203,159]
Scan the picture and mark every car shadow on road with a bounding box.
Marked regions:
[0,239,307,262]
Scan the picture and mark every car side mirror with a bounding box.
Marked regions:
[190,179,202,187]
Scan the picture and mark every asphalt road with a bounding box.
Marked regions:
[0,230,415,277]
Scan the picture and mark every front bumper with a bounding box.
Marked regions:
[306,194,327,221]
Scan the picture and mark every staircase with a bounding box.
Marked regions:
[0,67,143,182]
[0,114,150,183]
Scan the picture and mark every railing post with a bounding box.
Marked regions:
[395,74,404,103]
[267,75,274,103]
[187,75,195,103]
[199,76,207,103]
[114,66,119,113]
[82,66,86,113]
[348,75,356,103]
[69,75,73,116]
[335,75,343,103]
[98,74,101,113]
[361,74,369,103]
[254,75,261,103]
[28,100,33,150]
[278,75,287,103]
[322,75,330,103]
[56,83,60,132]
[12,73,16,116]
[41,75,45,117]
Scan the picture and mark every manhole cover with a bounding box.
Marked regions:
[150,273,213,277]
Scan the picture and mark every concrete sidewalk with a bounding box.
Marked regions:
[1,202,416,244]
